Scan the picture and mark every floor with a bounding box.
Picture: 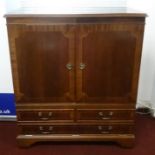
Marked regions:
[0,114,154,155]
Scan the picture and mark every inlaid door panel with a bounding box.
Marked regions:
[76,24,142,103]
[8,25,75,102]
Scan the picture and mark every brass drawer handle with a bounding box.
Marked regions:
[101,131,110,134]
[38,112,53,120]
[41,131,51,134]
[39,126,53,134]
[101,117,110,120]
[66,63,73,70]
[98,111,113,119]
[49,126,53,131]
[98,126,113,133]
[79,63,86,70]
[98,126,102,130]
[98,126,113,130]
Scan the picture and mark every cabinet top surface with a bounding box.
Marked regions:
[4,7,146,18]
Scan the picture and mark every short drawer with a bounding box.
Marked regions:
[19,124,134,135]
[17,109,74,122]
[77,109,134,121]
[19,125,77,134]
[78,124,134,134]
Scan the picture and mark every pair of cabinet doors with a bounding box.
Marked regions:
[10,24,138,103]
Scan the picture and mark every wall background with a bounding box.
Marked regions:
[0,0,155,118]
[127,0,155,115]
[0,0,17,119]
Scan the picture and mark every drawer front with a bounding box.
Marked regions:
[17,110,74,122]
[19,124,134,135]
[77,109,134,121]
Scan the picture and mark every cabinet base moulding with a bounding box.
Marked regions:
[17,134,135,148]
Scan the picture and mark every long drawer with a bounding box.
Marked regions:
[19,124,134,135]
[17,109,74,122]
[77,109,134,121]
[17,109,134,122]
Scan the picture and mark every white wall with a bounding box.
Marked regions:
[20,0,127,8]
[127,0,155,110]
[0,0,21,93]
[0,0,13,93]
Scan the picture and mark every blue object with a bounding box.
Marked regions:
[0,93,16,116]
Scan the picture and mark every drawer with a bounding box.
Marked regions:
[17,109,74,122]
[19,124,134,135]
[20,125,77,134]
[77,109,134,121]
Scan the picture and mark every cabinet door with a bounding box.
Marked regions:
[8,24,75,102]
[76,24,143,103]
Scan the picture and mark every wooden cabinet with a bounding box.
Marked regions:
[5,8,146,147]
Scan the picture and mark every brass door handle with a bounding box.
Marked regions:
[66,63,73,70]
[79,63,86,70]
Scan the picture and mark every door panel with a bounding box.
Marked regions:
[10,25,75,102]
[76,25,137,102]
